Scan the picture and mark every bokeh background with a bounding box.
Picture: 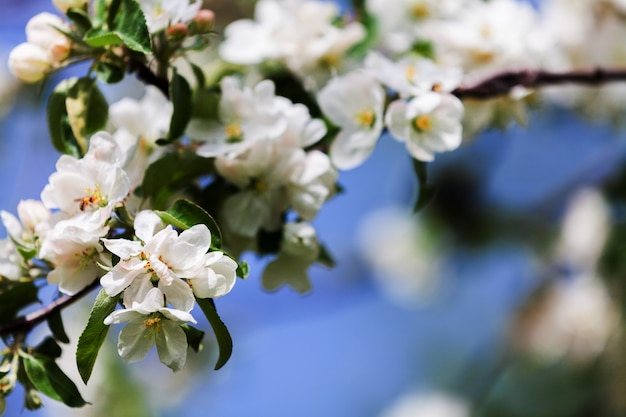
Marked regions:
[1,0,625,416]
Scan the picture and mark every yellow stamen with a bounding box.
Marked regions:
[224,123,243,143]
[405,66,417,82]
[414,115,432,132]
[74,185,105,211]
[354,109,376,128]
[142,317,164,336]
[410,3,430,19]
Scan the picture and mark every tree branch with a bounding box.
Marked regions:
[0,280,100,337]
[453,68,626,100]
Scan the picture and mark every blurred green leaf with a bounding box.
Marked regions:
[47,78,82,157]
[47,310,70,344]
[0,282,39,326]
[181,324,205,353]
[33,337,62,359]
[413,159,436,212]
[157,198,222,249]
[157,71,192,144]
[196,298,232,370]
[66,77,109,153]
[22,353,87,408]
[76,289,119,384]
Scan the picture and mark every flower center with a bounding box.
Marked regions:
[354,109,376,128]
[142,316,164,335]
[413,115,432,132]
[410,3,430,19]
[74,247,98,273]
[74,186,106,211]
[225,123,243,143]
[405,66,417,82]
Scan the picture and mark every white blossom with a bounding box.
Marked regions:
[380,391,470,417]
[104,287,196,371]
[318,71,386,170]
[187,252,238,299]
[100,210,211,311]
[0,239,21,281]
[1,199,50,246]
[386,92,463,161]
[40,132,130,216]
[25,12,71,64]
[139,0,202,33]
[8,43,52,83]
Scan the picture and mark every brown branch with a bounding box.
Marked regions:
[0,280,100,337]
[126,57,170,98]
[452,68,626,100]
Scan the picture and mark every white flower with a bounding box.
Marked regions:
[39,209,112,295]
[380,391,470,417]
[100,210,211,311]
[104,287,196,371]
[187,252,238,299]
[191,77,287,158]
[386,92,463,161]
[0,239,21,281]
[219,0,365,80]
[318,71,385,170]
[41,133,130,215]
[8,43,51,83]
[108,86,173,187]
[140,0,202,33]
[1,199,50,246]
[364,51,462,97]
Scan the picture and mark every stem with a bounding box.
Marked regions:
[452,67,626,100]
[0,280,100,337]
[126,56,170,98]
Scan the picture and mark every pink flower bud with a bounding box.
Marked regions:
[166,22,189,38]
[193,9,215,33]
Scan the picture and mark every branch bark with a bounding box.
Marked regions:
[0,280,100,337]
[453,68,626,100]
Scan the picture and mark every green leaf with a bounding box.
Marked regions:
[156,198,222,249]
[411,40,435,60]
[66,8,92,35]
[196,298,232,370]
[157,71,192,144]
[181,324,205,353]
[22,353,87,407]
[112,0,151,53]
[0,282,39,325]
[84,0,151,53]
[33,337,63,359]
[236,260,249,279]
[412,159,436,212]
[66,77,109,153]
[190,63,206,89]
[91,0,109,27]
[47,310,70,344]
[317,244,335,268]
[76,289,119,384]
[47,79,82,157]
[94,59,126,84]
[141,151,214,209]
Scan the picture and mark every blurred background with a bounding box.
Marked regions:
[2,0,626,416]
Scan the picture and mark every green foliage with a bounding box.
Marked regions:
[47,79,82,157]
[181,324,205,353]
[76,289,119,384]
[156,198,223,249]
[196,298,233,370]
[236,260,249,279]
[140,150,214,209]
[21,353,87,408]
[47,310,70,344]
[84,0,151,53]
[317,243,336,268]
[0,282,39,326]
[65,77,109,152]
[157,71,192,144]
[412,159,436,212]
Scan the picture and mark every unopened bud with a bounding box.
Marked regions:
[26,12,72,63]
[166,22,189,38]
[193,9,215,33]
[8,43,51,83]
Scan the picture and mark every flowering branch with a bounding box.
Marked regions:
[0,280,100,337]
[453,67,626,100]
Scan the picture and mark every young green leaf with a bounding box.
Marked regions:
[236,260,249,279]
[0,282,39,325]
[33,337,63,359]
[47,78,82,157]
[66,8,92,35]
[66,77,109,153]
[22,353,87,408]
[317,244,336,268]
[157,71,192,144]
[412,159,436,212]
[47,310,70,344]
[181,324,205,353]
[196,298,233,370]
[76,289,119,384]
[83,28,124,48]
[156,198,222,249]
[112,0,151,53]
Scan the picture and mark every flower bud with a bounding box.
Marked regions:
[166,22,189,38]
[193,9,215,33]
[26,12,71,63]
[17,200,50,233]
[8,43,51,83]
[52,0,87,12]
